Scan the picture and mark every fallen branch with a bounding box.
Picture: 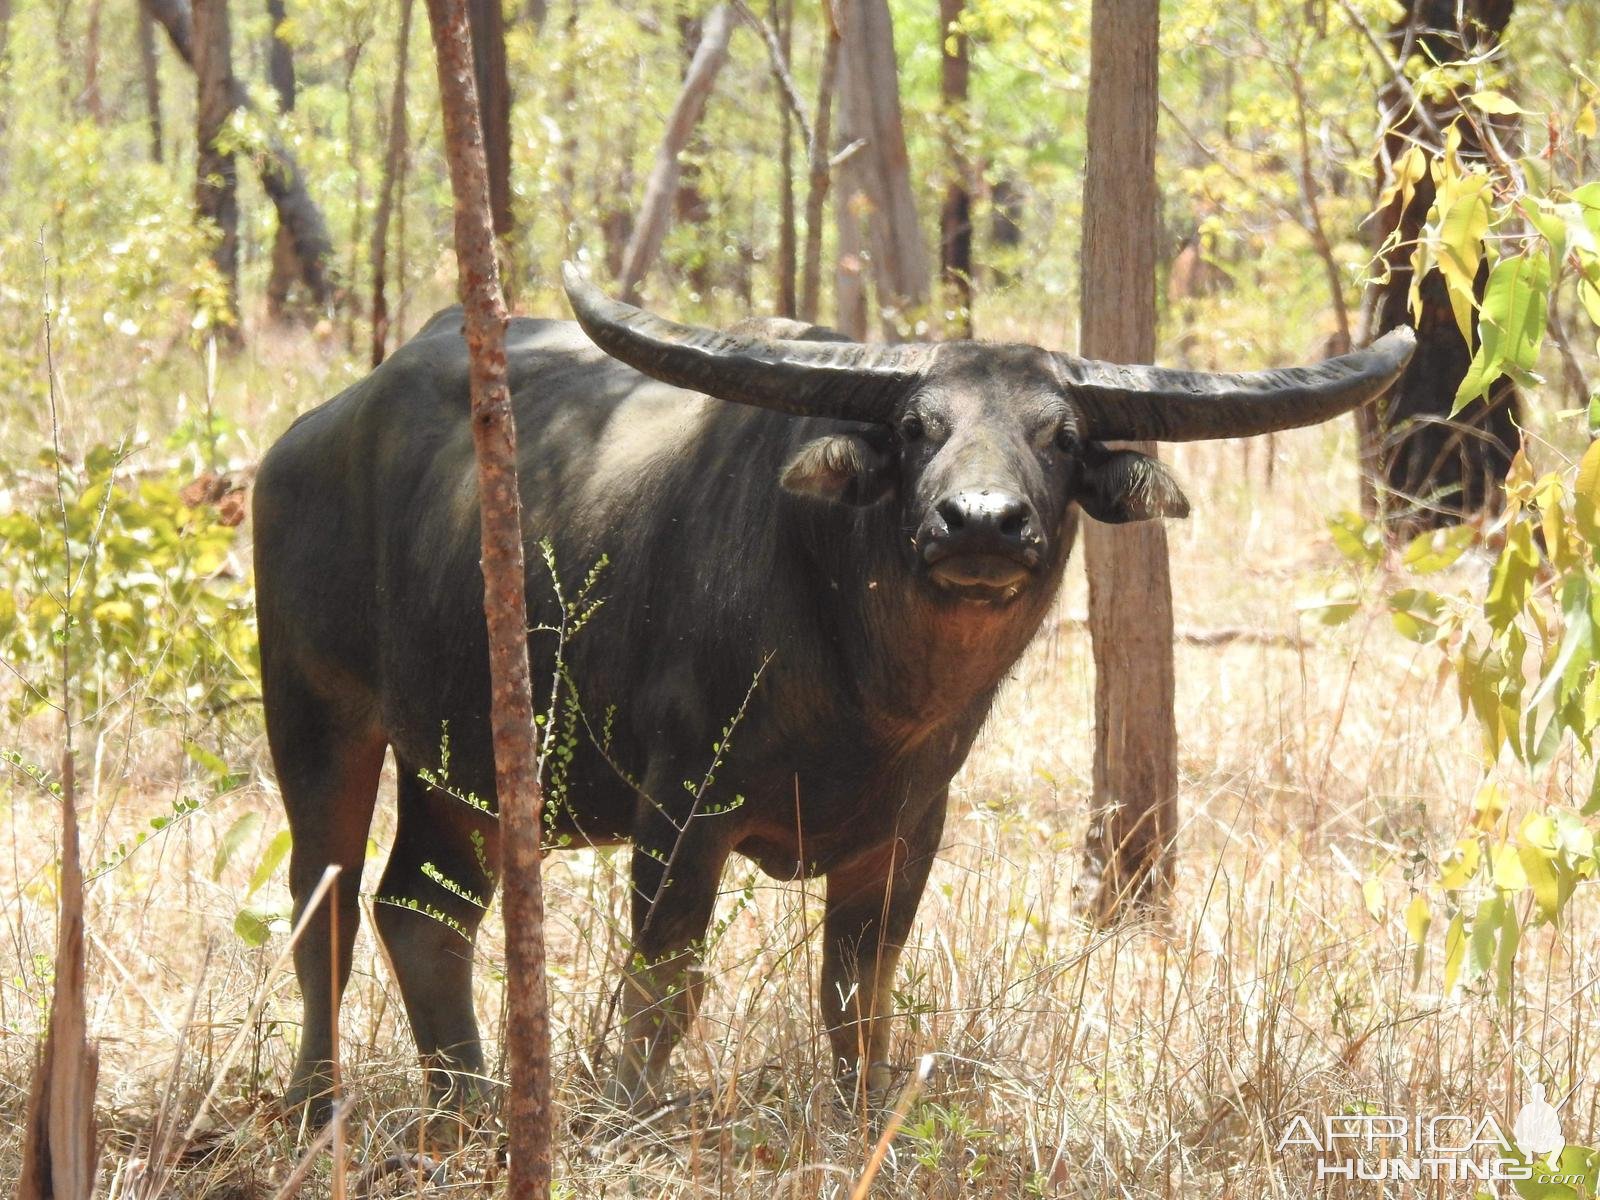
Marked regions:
[1049,612,1305,649]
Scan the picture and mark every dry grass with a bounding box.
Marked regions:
[2,310,1597,1198]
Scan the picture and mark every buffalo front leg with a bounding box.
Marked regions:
[821,800,944,1104]
[605,806,729,1113]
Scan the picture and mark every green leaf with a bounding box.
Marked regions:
[1327,510,1383,567]
[212,810,262,882]
[1435,171,1493,342]
[1403,525,1475,574]
[1442,911,1468,993]
[184,741,229,779]
[1575,440,1600,549]
[1493,842,1529,890]
[247,829,292,898]
[1526,574,1593,712]
[1468,89,1527,115]
[1405,892,1431,940]
[1485,523,1538,632]
[1510,1144,1600,1200]
[1521,196,1568,267]
[1361,876,1385,922]
[1468,894,1502,984]
[1298,579,1361,626]
[1389,588,1447,643]
[1454,252,1552,412]
[1496,896,1520,1005]
[1439,836,1481,889]
[234,906,278,948]
[1518,846,1563,923]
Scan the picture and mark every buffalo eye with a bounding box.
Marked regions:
[1055,426,1079,455]
[899,413,925,442]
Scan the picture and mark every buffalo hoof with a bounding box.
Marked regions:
[832,1061,901,1111]
[282,1068,337,1134]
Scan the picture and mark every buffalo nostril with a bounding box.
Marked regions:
[936,497,967,532]
[997,507,1025,538]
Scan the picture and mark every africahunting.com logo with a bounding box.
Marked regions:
[1275,1085,1600,1193]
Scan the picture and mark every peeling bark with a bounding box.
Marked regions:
[424,1,551,1192]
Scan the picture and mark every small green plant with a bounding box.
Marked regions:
[902,1101,1000,1188]
[0,441,257,724]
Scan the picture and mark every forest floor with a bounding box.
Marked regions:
[2,305,1596,1198]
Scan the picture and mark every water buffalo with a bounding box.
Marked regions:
[254,265,1412,1121]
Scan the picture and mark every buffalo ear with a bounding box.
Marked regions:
[781,434,896,506]
[1075,445,1191,524]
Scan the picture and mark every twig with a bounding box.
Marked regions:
[1334,0,1443,145]
[829,137,867,169]
[730,0,813,147]
[1050,612,1305,649]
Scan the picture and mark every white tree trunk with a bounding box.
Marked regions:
[618,5,734,301]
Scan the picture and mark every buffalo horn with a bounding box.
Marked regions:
[562,263,930,424]
[1055,328,1415,442]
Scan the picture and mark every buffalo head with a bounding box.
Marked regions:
[563,263,1413,604]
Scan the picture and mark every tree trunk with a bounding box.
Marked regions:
[469,0,514,236]
[265,0,302,321]
[266,0,294,111]
[16,753,98,1200]
[774,0,797,316]
[144,0,338,309]
[372,0,414,366]
[1362,0,1520,532]
[988,173,1022,286]
[138,1,163,160]
[617,4,734,301]
[556,0,578,252]
[834,164,868,338]
[674,13,716,296]
[194,0,240,337]
[835,0,928,339]
[799,5,840,323]
[598,106,637,279]
[1078,0,1176,921]
[343,43,367,345]
[938,0,971,337]
[0,0,11,182]
[423,1,551,1194]
[82,0,104,122]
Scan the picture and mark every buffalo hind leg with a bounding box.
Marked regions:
[605,801,729,1113]
[821,800,944,1104]
[373,762,500,1116]
[270,676,386,1127]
